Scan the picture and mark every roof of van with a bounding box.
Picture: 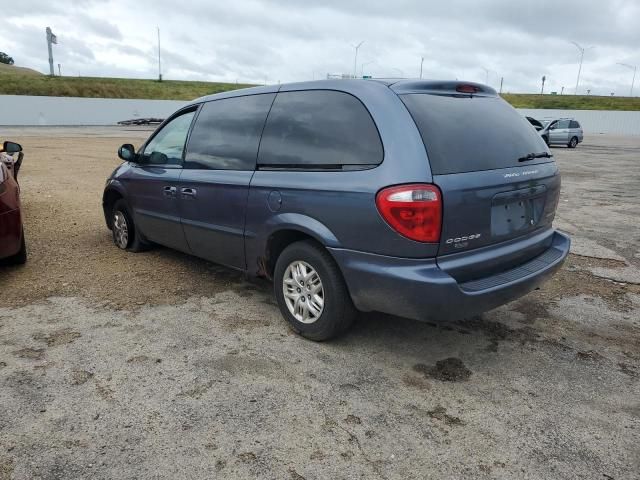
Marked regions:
[189,78,497,105]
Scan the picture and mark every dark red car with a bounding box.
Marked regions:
[0,141,26,265]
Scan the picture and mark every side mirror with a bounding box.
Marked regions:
[2,141,22,154]
[118,144,136,162]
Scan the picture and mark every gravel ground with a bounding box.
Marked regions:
[0,128,638,479]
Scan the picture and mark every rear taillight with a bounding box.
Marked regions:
[375,184,442,243]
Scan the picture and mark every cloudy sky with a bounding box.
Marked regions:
[4,0,639,95]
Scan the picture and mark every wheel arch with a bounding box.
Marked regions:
[256,214,341,280]
[102,186,126,229]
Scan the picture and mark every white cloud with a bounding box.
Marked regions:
[4,0,639,95]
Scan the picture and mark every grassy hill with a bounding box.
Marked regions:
[501,93,640,111]
[0,70,251,100]
[0,63,43,76]
[0,67,638,109]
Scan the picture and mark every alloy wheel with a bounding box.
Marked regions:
[113,211,129,249]
[282,260,325,324]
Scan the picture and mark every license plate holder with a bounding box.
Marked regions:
[491,186,546,237]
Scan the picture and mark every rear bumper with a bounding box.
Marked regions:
[329,231,570,322]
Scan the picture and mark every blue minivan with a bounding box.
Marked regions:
[103,79,570,340]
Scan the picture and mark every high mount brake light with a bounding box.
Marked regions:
[456,84,481,94]
[376,184,442,243]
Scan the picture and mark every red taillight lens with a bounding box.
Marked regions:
[375,184,442,243]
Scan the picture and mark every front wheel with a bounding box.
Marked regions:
[111,199,149,252]
[568,136,578,148]
[542,135,550,146]
[274,240,356,341]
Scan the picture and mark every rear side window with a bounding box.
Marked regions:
[401,94,549,175]
[184,94,275,170]
[569,120,580,128]
[258,90,383,169]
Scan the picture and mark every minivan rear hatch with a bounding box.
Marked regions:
[396,81,560,275]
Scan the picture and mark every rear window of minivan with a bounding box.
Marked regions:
[401,94,549,175]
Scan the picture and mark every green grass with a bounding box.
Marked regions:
[1,66,639,109]
[500,93,640,111]
[0,63,43,76]
[0,70,252,100]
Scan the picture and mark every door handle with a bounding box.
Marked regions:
[163,186,177,198]
[181,187,197,199]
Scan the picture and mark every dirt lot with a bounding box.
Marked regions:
[0,127,638,479]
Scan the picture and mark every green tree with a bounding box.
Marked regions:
[0,52,15,65]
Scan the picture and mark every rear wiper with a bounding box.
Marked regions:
[518,152,552,162]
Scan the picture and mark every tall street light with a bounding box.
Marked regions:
[352,41,364,79]
[420,56,424,79]
[157,27,162,82]
[571,41,593,95]
[360,60,374,77]
[617,62,637,97]
[481,67,489,85]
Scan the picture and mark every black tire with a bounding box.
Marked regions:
[111,199,149,252]
[273,240,357,341]
[542,135,550,146]
[1,229,27,265]
[568,136,578,148]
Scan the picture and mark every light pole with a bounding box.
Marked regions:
[617,62,637,97]
[157,27,162,82]
[420,56,424,79]
[481,67,489,85]
[571,41,593,95]
[352,41,364,79]
[360,60,374,77]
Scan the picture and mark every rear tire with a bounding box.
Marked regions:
[111,199,149,252]
[1,229,27,265]
[568,136,578,148]
[273,240,356,341]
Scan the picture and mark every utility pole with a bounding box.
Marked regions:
[157,27,162,82]
[420,56,424,79]
[617,62,637,97]
[352,41,364,79]
[499,77,503,94]
[58,63,61,76]
[571,41,592,95]
[541,75,546,94]
[45,27,57,76]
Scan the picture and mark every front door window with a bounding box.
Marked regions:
[141,110,196,165]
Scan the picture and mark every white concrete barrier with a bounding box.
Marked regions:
[517,108,640,136]
[0,95,186,126]
[1,94,639,135]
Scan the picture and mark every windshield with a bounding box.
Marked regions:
[401,94,550,175]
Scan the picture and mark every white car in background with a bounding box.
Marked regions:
[536,118,584,148]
